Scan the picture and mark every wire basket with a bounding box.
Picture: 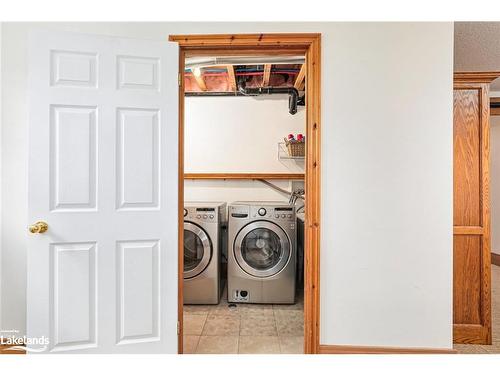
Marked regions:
[284,138,305,157]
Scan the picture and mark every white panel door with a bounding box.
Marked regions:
[27,30,178,353]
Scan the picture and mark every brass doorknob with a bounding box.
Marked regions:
[29,221,48,234]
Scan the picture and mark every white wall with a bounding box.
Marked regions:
[0,22,454,349]
[184,95,305,203]
[185,96,305,174]
[0,22,3,329]
[492,116,500,255]
[323,24,453,348]
[185,179,295,203]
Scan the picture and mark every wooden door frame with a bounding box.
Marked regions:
[169,33,322,354]
[452,71,500,344]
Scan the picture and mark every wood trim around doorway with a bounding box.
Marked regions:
[169,33,322,354]
[184,173,305,180]
[452,71,500,345]
[318,344,457,354]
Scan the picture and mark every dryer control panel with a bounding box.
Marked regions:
[184,207,218,223]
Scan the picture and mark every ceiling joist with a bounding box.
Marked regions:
[184,62,304,93]
[192,70,207,91]
[262,64,272,87]
[226,65,237,91]
[294,64,306,90]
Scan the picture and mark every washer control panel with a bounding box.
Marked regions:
[230,204,295,226]
[250,205,295,222]
[184,207,217,223]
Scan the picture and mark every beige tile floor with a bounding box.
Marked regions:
[184,265,500,354]
[454,264,500,354]
[183,286,304,354]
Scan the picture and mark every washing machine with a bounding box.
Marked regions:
[184,202,226,304]
[228,201,296,304]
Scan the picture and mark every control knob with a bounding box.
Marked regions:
[258,208,267,216]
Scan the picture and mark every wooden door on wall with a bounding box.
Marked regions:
[453,74,495,344]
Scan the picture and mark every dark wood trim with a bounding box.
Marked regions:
[319,344,457,354]
[453,226,484,235]
[453,78,492,345]
[169,33,321,48]
[180,48,308,58]
[492,252,500,267]
[303,34,321,355]
[184,173,305,180]
[0,344,25,355]
[171,33,321,354]
[453,324,491,344]
[454,71,500,84]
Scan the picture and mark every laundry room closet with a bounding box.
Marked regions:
[182,54,307,354]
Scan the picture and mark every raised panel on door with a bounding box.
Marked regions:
[117,56,159,91]
[453,83,491,344]
[116,108,160,210]
[116,240,160,345]
[50,242,97,352]
[453,89,481,226]
[50,105,98,212]
[50,50,98,88]
[453,235,482,324]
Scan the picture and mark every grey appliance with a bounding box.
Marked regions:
[228,201,296,304]
[184,202,226,304]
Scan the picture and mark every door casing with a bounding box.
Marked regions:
[452,71,500,344]
[169,33,322,354]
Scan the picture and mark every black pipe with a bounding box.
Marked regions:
[185,86,303,115]
[238,85,300,115]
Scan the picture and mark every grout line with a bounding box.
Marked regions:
[192,335,201,354]
[273,308,280,339]
[275,314,283,353]
[198,312,208,336]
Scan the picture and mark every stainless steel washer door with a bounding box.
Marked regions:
[234,221,290,278]
[184,222,212,279]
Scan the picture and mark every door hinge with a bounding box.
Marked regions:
[177,321,180,335]
[178,72,181,87]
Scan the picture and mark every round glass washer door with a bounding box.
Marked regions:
[183,222,212,279]
[234,221,291,278]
